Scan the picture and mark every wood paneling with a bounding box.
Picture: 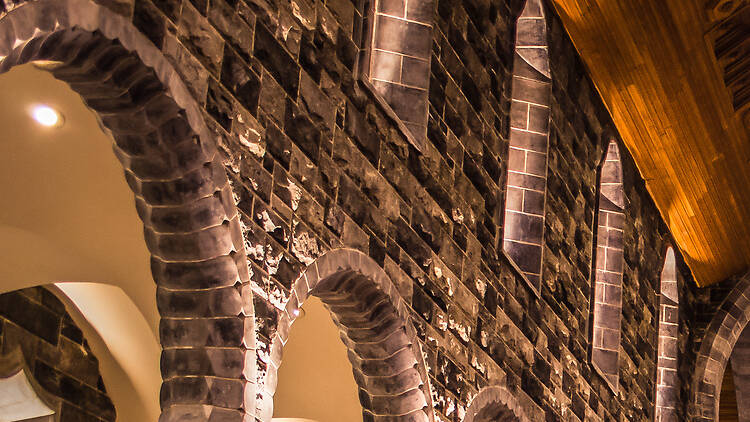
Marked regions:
[550,0,750,286]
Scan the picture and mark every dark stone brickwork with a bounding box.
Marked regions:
[0,287,116,422]
[0,0,713,420]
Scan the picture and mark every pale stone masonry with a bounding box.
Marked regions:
[365,0,434,140]
[656,247,678,422]
[502,0,551,290]
[591,140,625,392]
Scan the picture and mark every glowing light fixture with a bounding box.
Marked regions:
[292,307,306,319]
[30,105,63,128]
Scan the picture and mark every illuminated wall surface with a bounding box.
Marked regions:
[0,0,749,421]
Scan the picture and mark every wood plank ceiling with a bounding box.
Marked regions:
[549,0,750,286]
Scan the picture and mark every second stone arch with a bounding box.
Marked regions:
[257,248,436,422]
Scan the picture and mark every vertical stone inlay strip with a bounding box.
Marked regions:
[502,0,551,291]
[365,0,434,140]
[591,140,625,392]
[656,247,679,421]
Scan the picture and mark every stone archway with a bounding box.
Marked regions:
[463,386,529,422]
[258,248,435,422]
[0,1,253,421]
[692,273,750,420]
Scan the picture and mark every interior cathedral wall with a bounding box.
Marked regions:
[0,0,717,420]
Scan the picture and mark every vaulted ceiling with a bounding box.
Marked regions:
[550,0,750,286]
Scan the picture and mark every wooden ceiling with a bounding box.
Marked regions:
[549,0,750,286]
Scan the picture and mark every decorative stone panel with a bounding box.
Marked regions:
[590,140,625,392]
[655,247,679,421]
[363,0,434,140]
[259,249,434,422]
[502,0,551,291]
[0,1,253,420]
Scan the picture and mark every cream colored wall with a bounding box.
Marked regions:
[273,297,362,422]
[0,64,160,421]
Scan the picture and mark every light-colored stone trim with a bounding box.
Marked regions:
[502,0,551,291]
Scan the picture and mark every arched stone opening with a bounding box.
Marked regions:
[0,61,160,420]
[259,249,435,422]
[0,0,253,420]
[272,295,362,422]
[462,386,529,422]
[692,273,750,420]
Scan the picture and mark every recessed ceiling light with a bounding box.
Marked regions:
[292,307,306,318]
[30,105,63,128]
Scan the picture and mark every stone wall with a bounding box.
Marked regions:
[0,0,706,420]
[0,287,116,422]
[126,0,693,419]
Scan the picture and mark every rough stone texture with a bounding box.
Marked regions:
[0,287,116,422]
[0,0,715,421]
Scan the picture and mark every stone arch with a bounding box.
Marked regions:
[502,0,551,292]
[692,272,750,420]
[590,140,625,392]
[259,248,435,422]
[0,1,253,421]
[462,386,529,422]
